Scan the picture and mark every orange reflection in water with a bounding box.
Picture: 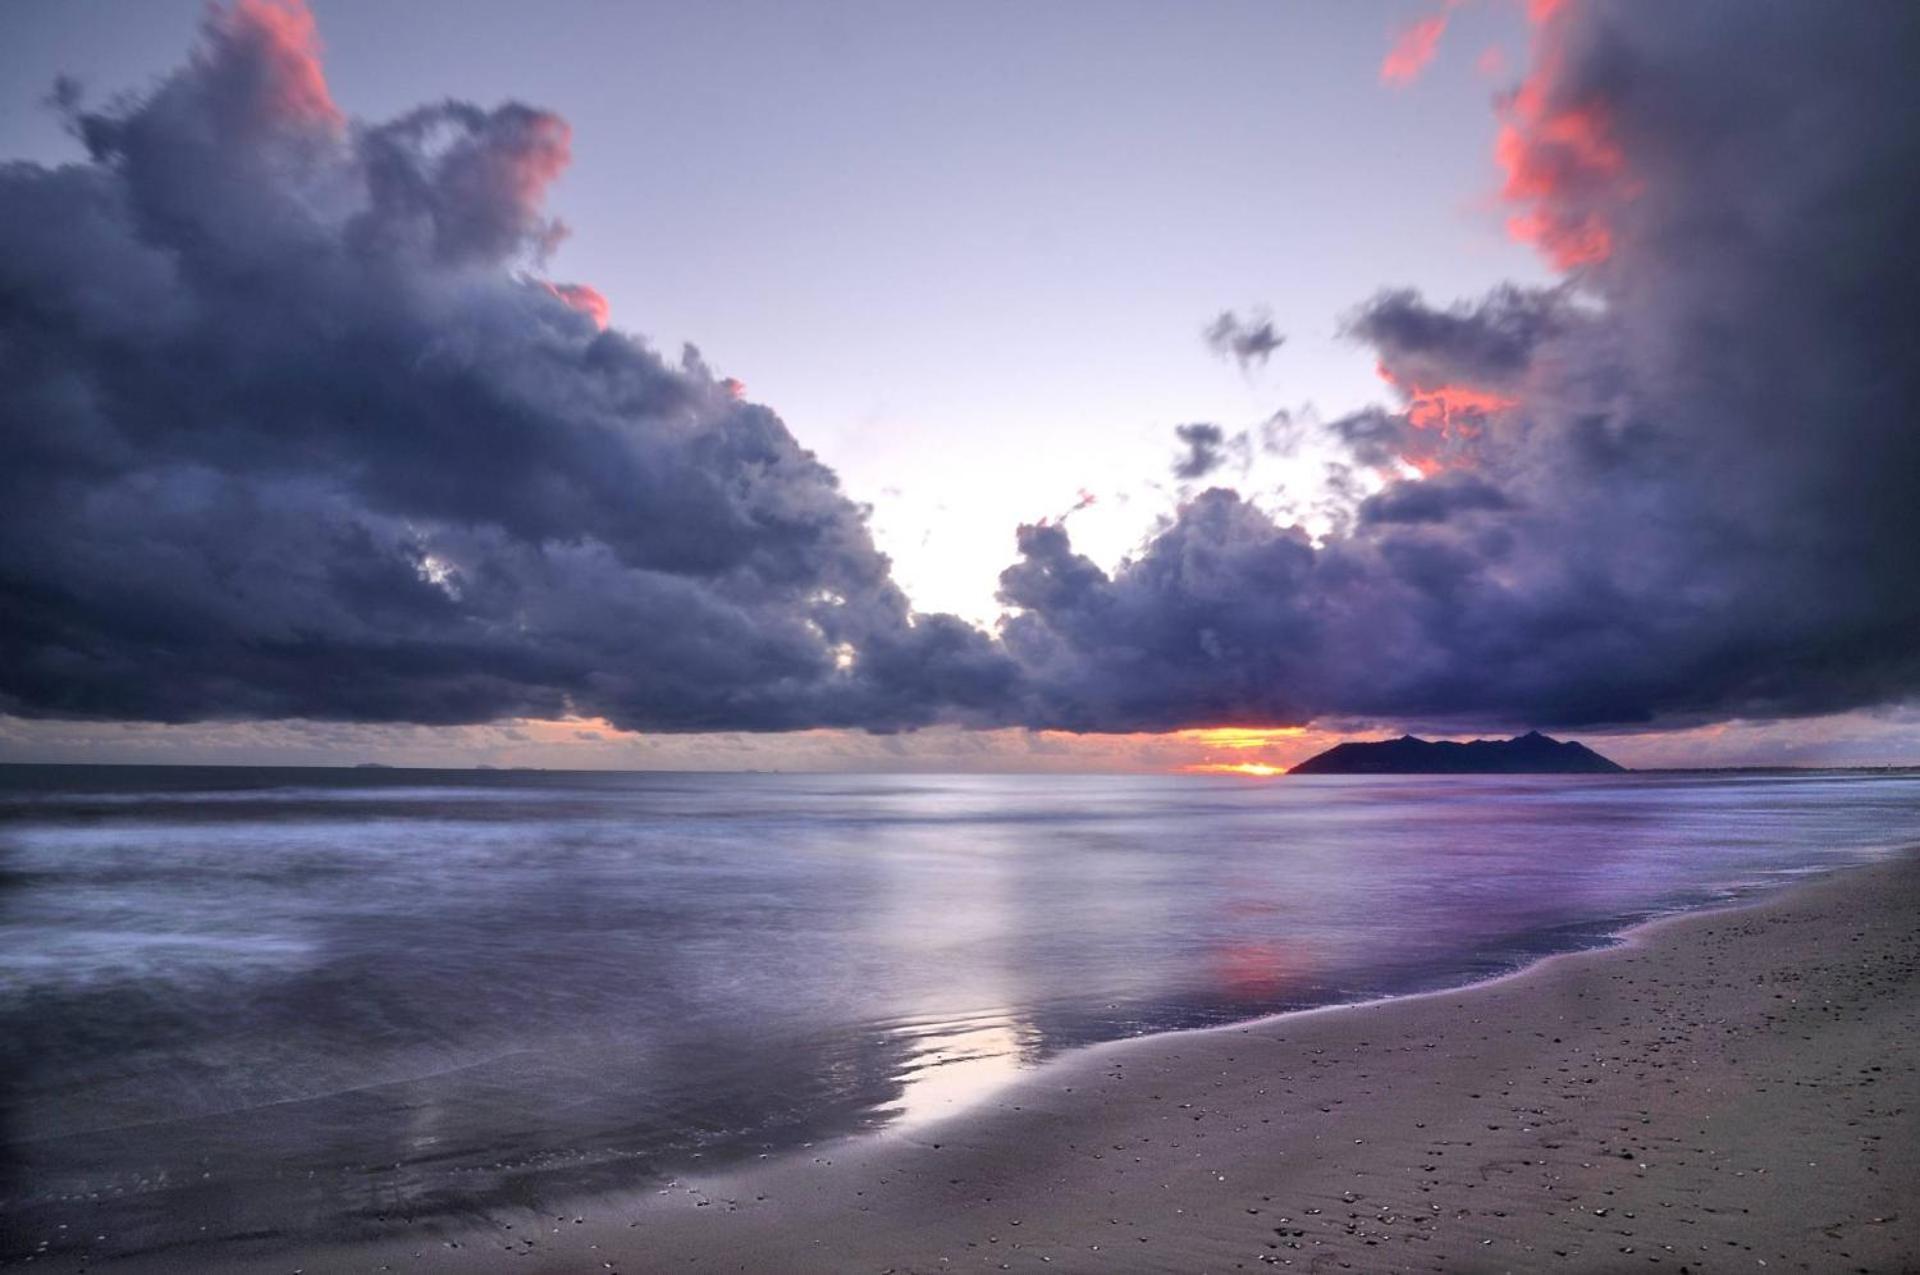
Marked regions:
[1211,937,1315,1002]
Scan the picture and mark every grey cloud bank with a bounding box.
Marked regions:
[0,0,1011,734]
[2,0,1917,740]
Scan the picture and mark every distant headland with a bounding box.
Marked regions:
[1290,731,1625,775]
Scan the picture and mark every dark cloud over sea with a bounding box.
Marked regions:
[3,0,1917,737]
[997,0,1920,731]
[0,0,1013,733]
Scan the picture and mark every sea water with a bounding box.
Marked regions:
[2,765,1916,1261]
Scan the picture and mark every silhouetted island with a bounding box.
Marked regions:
[1290,731,1625,775]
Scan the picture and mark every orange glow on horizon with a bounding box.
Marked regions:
[1175,726,1315,777]
[1177,726,1308,749]
[496,720,1350,781]
[1184,760,1288,777]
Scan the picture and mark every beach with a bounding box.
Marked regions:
[97,846,1917,1274]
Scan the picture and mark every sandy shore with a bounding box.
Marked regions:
[104,851,1920,1274]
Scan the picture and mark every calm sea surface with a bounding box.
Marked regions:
[2,765,1917,1261]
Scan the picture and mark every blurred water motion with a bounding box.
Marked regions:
[1,765,1916,1261]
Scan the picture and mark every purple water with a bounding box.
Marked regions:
[2,765,1917,1263]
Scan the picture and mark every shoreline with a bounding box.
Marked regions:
[72,846,1920,1274]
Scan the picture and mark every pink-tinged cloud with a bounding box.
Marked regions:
[1381,12,1450,86]
[1401,382,1516,435]
[1370,360,1518,477]
[1475,44,1508,79]
[200,0,341,133]
[1494,0,1630,269]
[496,113,572,222]
[545,281,610,329]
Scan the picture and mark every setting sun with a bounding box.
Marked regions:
[1183,760,1288,777]
[1174,727,1310,775]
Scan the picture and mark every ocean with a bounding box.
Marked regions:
[2,765,1916,1263]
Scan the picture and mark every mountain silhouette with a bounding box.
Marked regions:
[1289,731,1625,775]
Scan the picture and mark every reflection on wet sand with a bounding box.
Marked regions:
[879,1013,1041,1127]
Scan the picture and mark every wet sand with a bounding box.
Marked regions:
[102,851,1920,1273]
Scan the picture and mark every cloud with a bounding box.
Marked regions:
[1348,285,1566,394]
[1492,1,1629,268]
[543,281,610,330]
[1357,473,1512,525]
[1202,310,1285,369]
[5,0,1918,748]
[1000,0,1920,733]
[0,0,1013,734]
[1381,12,1450,87]
[1172,423,1230,480]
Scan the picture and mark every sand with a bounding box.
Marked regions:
[101,851,1920,1274]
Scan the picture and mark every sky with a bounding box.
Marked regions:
[1,0,1917,772]
[0,0,1551,623]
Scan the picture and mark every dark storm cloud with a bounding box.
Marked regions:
[1000,0,1920,732]
[1346,285,1567,393]
[1358,474,1512,526]
[1202,310,1285,369]
[0,0,1012,732]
